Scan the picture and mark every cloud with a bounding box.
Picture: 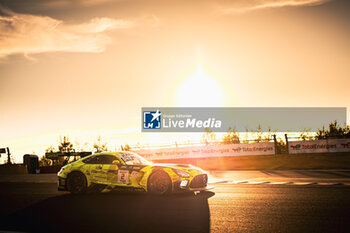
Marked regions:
[0,7,132,58]
[220,0,332,14]
[41,0,117,9]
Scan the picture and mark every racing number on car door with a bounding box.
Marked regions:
[117,170,129,184]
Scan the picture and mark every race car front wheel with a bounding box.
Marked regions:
[147,170,172,195]
[67,172,87,195]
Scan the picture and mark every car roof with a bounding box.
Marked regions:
[83,151,133,158]
[93,151,130,156]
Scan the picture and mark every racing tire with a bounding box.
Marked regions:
[67,172,87,195]
[147,170,172,195]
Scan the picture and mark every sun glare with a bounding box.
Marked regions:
[175,63,225,107]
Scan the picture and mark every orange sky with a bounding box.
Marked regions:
[0,0,349,162]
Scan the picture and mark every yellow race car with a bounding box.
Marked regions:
[57,151,211,195]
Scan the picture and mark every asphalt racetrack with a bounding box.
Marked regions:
[1,170,350,233]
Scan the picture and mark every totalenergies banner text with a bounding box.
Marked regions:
[134,142,275,160]
[289,138,350,154]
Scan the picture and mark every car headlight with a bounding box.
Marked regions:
[172,169,190,178]
[57,167,64,175]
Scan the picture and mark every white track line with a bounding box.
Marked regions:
[290,182,317,185]
[209,180,350,186]
[245,181,270,184]
[269,182,293,185]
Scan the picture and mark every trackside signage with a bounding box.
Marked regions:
[134,142,275,160]
[288,138,350,154]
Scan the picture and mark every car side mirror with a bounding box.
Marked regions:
[112,160,120,165]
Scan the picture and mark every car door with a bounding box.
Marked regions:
[100,155,121,185]
[116,153,145,187]
[82,155,104,183]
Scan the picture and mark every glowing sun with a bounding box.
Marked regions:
[175,63,225,107]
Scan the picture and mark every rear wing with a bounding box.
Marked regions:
[45,152,92,160]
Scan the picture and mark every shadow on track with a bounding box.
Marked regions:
[0,191,214,233]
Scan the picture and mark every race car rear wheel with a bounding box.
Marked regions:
[67,172,87,195]
[147,170,172,195]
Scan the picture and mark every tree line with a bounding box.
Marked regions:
[40,136,130,166]
[40,121,349,166]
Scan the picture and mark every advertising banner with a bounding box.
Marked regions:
[288,138,350,154]
[141,107,346,132]
[134,142,275,160]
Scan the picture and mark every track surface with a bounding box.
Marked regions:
[1,170,350,233]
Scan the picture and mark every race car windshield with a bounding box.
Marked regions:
[118,152,152,165]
